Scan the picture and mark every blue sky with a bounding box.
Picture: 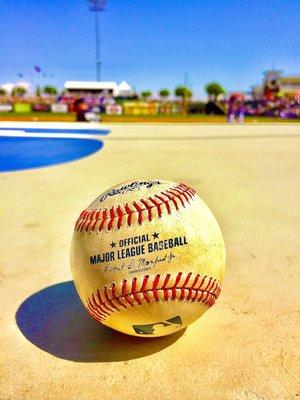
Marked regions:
[1,0,300,98]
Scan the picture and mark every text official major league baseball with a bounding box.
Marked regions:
[70,179,226,337]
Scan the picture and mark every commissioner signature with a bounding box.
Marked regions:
[103,252,175,274]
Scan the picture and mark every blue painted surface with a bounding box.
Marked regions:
[0,127,110,135]
[0,136,103,172]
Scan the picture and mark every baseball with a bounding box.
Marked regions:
[70,179,226,337]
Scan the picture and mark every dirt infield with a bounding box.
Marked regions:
[1,123,299,399]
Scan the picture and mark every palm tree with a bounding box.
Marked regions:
[174,86,192,114]
[159,88,170,100]
[43,85,58,96]
[141,90,152,101]
[12,86,27,97]
[205,82,226,100]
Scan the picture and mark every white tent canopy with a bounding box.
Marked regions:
[117,81,133,97]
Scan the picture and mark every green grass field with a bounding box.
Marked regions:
[0,112,76,122]
[0,111,299,123]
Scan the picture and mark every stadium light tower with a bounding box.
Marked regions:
[87,0,107,81]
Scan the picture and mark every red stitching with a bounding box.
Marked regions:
[174,186,190,203]
[141,274,149,292]
[86,272,222,324]
[161,191,179,210]
[116,206,123,229]
[99,209,107,231]
[169,189,185,207]
[75,183,196,232]
[133,201,143,224]
[148,196,162,217]
[107,208,115,230]
[155,194,171,215]
[140,199,153,221]
[124,204,132,226]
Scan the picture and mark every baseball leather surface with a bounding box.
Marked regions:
[70,179,226,337]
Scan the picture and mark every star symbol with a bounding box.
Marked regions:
[152,232,159,239]
[110,242,116,248]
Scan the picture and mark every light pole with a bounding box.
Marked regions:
[88,0,107,81]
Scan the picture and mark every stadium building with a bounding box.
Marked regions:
[64,80,133,97]
[252,70,300,98]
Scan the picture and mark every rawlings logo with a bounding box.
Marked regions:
[99,181,162,202]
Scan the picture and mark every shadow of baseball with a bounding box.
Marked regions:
[16,281,185,362]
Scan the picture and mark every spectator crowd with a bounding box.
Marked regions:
[0,87,299,121]
[225,95,300,122]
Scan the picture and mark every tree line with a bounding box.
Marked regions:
[141,82,226,101]
[0,85,58,97]
[0,82,226,101]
